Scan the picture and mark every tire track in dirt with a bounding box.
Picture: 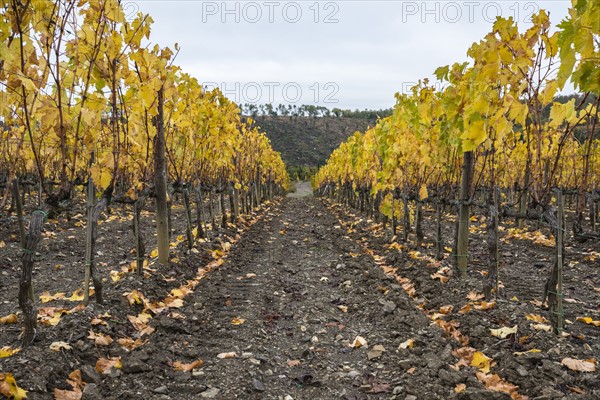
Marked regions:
[97,197,490,399]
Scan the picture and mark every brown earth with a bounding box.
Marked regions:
[0,196,599,400]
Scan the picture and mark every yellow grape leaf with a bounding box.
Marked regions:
[39,291,66,303]
[0,347,20,358]
[526,314,548,323]
[398,338,414,349]
[454,383,466,393]
[576,317,600,327]
[0,373,27,400]
[349,336,367,348]
[231,318,246,325]
[96,357,122,374]
[172,360,203,371]
[150,249,159,258]
[471,351,492,373]
[514,349,541,356]
[418,184,428,200]
[561,358,596,372]
[68,289,85,302]
[490,325,518,339]
[124,289,145,306]
[0,314,18,324]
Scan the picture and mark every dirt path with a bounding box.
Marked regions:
[94,197,493,400]
[287,181,313,198]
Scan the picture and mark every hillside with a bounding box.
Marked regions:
[250,115,377,168]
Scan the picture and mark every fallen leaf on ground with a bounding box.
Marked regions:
[337,305,348,313]
[40,291,65,303]
[0,314,18,324]
[68,288,89,302]
[231,317,246,325]
[398,338,414,350]
[117,337,147,351]
[576,317,600,327]
[561,358,596,372]
[0,347,20,358]
[514,349,541,356]
[471,351,492,373]
[475,372,522,398]
[454,383,466,393]
[54,370,84,400]
[459,303,472,314]
[349,336,367,348]
[49,341,72,352]
[490,325,518,339]
[87,331,113,346]
[367,344,386,360]
[96,357,122,374]
[0,373,27,400]
[532,323,552,332]
[439,305,454,314]
[173,360,203,371]
[467,291,484,301]
[526,314,548,323]
[473,301,496,311]
[124,289,145,306]
[217,352,238,359]
[287,359,301,367]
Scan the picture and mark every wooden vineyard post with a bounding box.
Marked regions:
[194,186,206,239]
[456,151,474,278]
[12,180,26,250]
[402,195,410,242]
[19,208,47,346]
[435,201,443,261]
[494,186,500,298]
[391,195,397,237]
[220,185,227,228]
[589,195,596,232]
[556,189,564,334]
[484,186,500,299]
[154,87,170,265]
[183,188,194,250]
[84,177,95,306]
[133,197,146,276]
[415,201,424,248]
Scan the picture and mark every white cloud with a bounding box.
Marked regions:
[134,0,572,109]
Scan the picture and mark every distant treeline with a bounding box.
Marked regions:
[240,103,393,119]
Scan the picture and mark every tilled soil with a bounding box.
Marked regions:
[1,195,598,399]
[108,197,473,400]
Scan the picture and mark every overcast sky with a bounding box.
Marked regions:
[131,1,572,110]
